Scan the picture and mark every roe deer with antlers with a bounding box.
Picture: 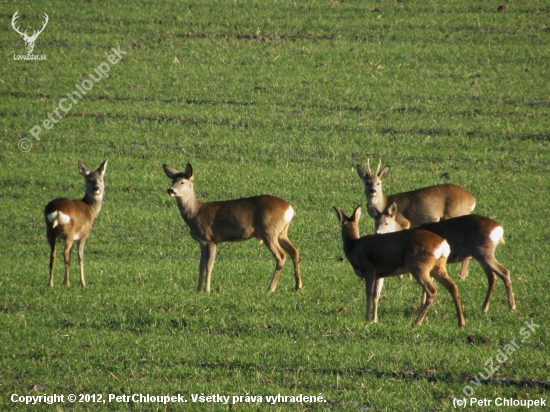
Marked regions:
[45,160,107,287]
[334,205,465,327]
[357,159,476,278]
[370,203,515,312]
[163,163,302,293]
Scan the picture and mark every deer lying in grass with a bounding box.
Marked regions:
[370,203,515,312]
[334,205,465,327]
[163,163,302,293]
[357,159,476,278]
[44,160,107,287]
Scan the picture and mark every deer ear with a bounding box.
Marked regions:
[352,205,362,222]
[163,164,178,179]
[184,163,194,181]
[388,202,398,217]
[367,205,379,219]
[78,161,90,177]
[333,207,344,223]
[356,165,367,180]
[378,166,390,180]
[96,160,108,177]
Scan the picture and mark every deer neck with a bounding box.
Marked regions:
[342,224,360,257]
[175,193,202,223]
[82,193,104,217]
[368,194,388,211]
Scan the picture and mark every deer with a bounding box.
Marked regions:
[369,202,515,313]
[163,163,302,293]
[334,205,465,327]
[11,11,49,55]
[44,160,108,287]
[357,159,476,279]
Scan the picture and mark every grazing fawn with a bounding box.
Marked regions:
[45,160,108,287]
[357,159,476,278]
[334,205,465,327]
[370,203,515,312]
[163,163,302,293]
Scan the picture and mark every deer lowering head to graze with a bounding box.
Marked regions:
[45,160,107,287]
[163,163,302,293]
[11,11,49,54]
[334,205,465,327]
[370,203,515,313]
[357,159,476,277]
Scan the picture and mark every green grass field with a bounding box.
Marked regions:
[1,1,549,410]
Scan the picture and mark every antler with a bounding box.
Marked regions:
[11,11,28,38]
[29,13,49,41]
[366,159,382,176]
[11,11,48,41]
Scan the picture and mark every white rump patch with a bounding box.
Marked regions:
[489,226,504,245]
[433,240,451,259]
[48,211,71,225]
[284,206,295,223]
[57,212,71,225]
[471,202,476,212]
[46,211,58,222]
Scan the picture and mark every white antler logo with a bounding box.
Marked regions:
[11,11,49,55]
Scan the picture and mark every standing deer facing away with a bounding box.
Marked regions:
[357,159,476,279]
[370,203,515,313]
[163,163,302,293]
[45,160,108,287]
[334,205,465,327]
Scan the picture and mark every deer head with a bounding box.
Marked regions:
[12,11,49,54]
[356,159,390,207]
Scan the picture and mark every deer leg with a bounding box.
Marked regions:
[411,271,437,327]
[372,277,384,323]
[47,232,56,287]
[62,239,74,287]
[204,243,217,293]
[431,264,465,327]
[458,257,471,280]
[279,236,302,291]
[478,256,515,312]
[198,243,216,293]
[364,276,376,322]
[491,260,515,311]
[265,238,286,293]
[198,244,207,292]
[480,264,496,313]
[78,239,86,287]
